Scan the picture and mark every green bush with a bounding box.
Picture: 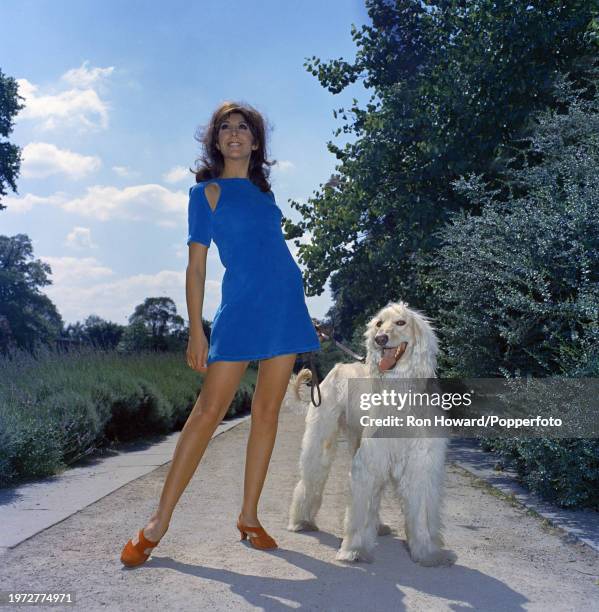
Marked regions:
[429,74,599,379]
[46,389,105,465]
[481,438,599,510]
[0,344,254,486]
[428,74,599,509]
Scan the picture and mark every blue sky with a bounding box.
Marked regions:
[0,0,371,327]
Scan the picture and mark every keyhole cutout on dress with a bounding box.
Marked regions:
[204,182,221,213]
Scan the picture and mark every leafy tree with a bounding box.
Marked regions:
[0,67,25,209]
[286,0,598,338]
[63,314,125,350]
[116,319,153,354]
[82,314,124,349]
[124,297,186,352]
[429,72,599,378]
[0,234,63,353]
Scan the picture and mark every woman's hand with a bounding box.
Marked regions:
[316,329,328,342]
[187,331,209,373]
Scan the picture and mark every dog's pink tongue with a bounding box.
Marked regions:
[378,348,398,372]
[377,342,408,372]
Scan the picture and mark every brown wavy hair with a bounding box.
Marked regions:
[191,101,275,193]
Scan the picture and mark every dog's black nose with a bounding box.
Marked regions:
[374,334,388,346]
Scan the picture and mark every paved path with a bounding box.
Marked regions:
[0,417,246,550]
[0,410,598,611]
[448,439,599,553]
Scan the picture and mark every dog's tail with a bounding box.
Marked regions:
[281,367,314,415]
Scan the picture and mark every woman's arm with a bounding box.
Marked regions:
[186,243,208,333]
[186,242,210,370]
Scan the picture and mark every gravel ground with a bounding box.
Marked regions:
[1,410,598,612]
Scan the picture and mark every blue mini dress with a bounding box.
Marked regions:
[186,177,321,364]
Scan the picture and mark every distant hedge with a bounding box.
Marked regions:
[0,345,254,487]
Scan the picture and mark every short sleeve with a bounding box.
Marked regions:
[186,185,212,247]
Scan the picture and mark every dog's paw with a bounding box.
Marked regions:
[410,548,457,567]
[336,547,374,563]
[287,520,319,532]
[377,523,392,536]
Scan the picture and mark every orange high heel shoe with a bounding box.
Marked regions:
[237,516,278,550]
[120,528,161,567]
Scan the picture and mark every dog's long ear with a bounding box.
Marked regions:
[410,310,439,376]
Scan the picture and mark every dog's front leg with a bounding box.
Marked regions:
[288,403,341,532]
[336,440,383,563]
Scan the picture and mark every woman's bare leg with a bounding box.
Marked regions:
[239,353,297,527]
[131,359,250,545]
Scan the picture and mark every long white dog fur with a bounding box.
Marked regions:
[284,301,456,566]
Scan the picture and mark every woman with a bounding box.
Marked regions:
[120,101,321,566]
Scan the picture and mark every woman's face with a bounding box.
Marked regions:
[216,112,258,162]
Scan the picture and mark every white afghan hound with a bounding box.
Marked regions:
[284,301,455,566]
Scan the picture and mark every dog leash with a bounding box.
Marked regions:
[307,352,322,407]
[307,318,366,407]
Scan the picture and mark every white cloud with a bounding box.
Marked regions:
[60,184,186,222]
[38,256,221,325]
[157,219,178,228]
[174,243,187,259]
[21,142,101,179]
[61,61,114,88]
[1,191,66,214]
[274,160,295,172]
[16,61,113,132]
[163,165,193,184]
[3,183,187,227]
[64,227,98,250]
[112,165,136,178]
[41,256,114,285]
